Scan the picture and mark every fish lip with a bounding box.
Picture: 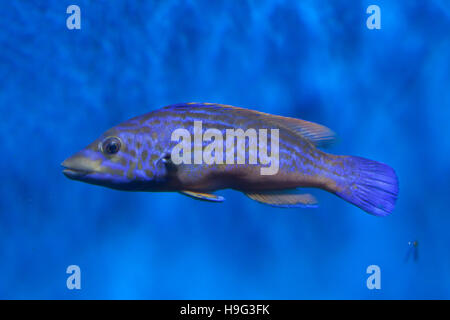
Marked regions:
[62,166,92,178]
[61,156,95,179]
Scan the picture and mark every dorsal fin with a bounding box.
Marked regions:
[209,104,336,147]
[264,115,336,147]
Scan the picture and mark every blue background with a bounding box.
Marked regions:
[1,0,449,299]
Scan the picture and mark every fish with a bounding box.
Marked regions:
[405,240,419,262]
[62,102,399,216]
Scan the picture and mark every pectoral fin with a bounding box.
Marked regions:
[245,190,318,208]
[180,190,225,202]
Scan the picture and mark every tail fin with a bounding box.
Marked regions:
[334,156,399,216]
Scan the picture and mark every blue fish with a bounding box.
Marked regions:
[62,103,399,216]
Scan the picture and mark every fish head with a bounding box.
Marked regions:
[62,125,169,191]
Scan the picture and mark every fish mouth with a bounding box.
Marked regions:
[62,167,92,178]
[61,157,95,179]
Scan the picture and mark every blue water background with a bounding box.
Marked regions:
[1,0,450,299]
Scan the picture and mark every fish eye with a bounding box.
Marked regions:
[101,137,121,155]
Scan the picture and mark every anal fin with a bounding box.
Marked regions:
[180,190,225,202]
[245,190,318,208]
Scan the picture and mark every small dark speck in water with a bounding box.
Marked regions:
[405,240,419,262]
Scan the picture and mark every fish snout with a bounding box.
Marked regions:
[61,153,98,179]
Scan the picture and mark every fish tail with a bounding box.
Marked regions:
[333,156,399,216]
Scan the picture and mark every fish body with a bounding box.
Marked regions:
[62,103,399,216]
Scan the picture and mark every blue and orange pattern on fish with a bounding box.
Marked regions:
[62,103,399,216]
